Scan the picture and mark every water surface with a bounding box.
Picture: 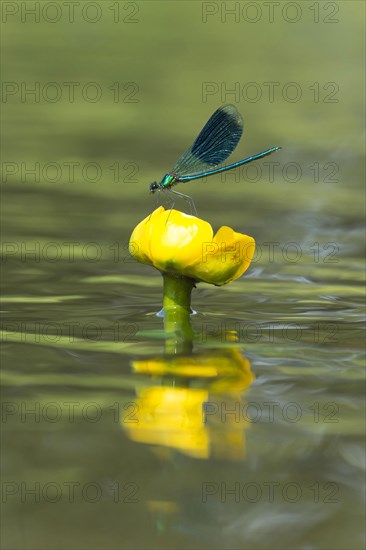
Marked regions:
[2,2,365,549]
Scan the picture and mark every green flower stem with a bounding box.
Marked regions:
[162,273,195,354]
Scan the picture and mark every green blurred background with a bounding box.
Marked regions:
[1,1,365,549]
[2,1,364,229]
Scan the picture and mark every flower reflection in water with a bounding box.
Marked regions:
[122,343,254,461]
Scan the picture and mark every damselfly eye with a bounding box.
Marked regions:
[149,182,159,193]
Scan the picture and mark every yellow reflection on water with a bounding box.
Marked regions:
[122,342,254,461]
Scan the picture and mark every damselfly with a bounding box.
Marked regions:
[149,105,281,200]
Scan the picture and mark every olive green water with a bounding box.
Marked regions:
[1,2,365,549]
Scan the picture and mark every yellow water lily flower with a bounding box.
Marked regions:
[129,207,255,286]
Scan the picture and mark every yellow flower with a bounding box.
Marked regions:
[129,207,255,286]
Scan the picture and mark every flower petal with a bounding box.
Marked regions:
[183,226,255,285]
[149,209,213,272]
[129,207,164,265]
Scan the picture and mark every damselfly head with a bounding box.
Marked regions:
[149,182,159,194]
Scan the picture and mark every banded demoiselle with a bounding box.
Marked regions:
[149,105,281,201]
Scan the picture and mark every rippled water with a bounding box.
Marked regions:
[2,2,365,549]
[3,182,365,550]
